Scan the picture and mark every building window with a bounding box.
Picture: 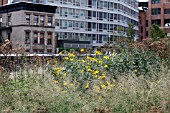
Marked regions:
[33,32,38,44]
[151,8,161,15]
[25,32,30,44]
[26,14,30,25]
[68,21,72,27]
[34,15,38,25]
[7,15,11,26]
[151,0,160,4]
[146,31,148,37]
[47,49,52,54]
[0,17,2,22]
[164,9,170,14]
[40,15,44,26]
[47,32,52,45]
[40,33,44,44]
[146,20,148,27]
[152,19,161,26]
[48,16,52,26]
[7,33,10,40]
[141,26,143,33]
[80,22,84,28]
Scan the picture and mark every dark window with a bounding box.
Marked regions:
[40,15,44,26]
[93,11,96,17]
[26,14,30,25]
[47,32,52,45]
[151,0,160,4]
[146,31,148,37]
[152,8,161,15]
[8,15,11,22]
[8,33,10,40]
[40,33,44,44]
[141,26,143,33]
[152,19,161,26]
[34,15,38,25]
[33,32,38,44]
[164,19,170,26]
[164,9,170,14]
[25,32,30,44]
[48,16,52,26]
[146,20,148,27]
[141,36,143,41]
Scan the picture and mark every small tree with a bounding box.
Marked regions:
[117,26,123,38]
[150,24,167,41]
[126,23,135,43]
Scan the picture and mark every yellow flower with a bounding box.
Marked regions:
[99,75,105,79]
[71,54,75,57]
[85,83,89,89]
[104,65,108,68]
[86,56,90,59]
[87,69,92,72]
[80,48,84,52]
[69,84,73,86]
[93,70,99,75]
[98,60,102,64]
[103,56,109,59]
[59,52,62,55]
[112,52,115,56]
[70,58,74,61]
[62,73,66,79]
[81,59,85,63]
[93,74,98,78]
[81,70,84,73]
[65,57,69,60]
[95,51,101,55]
[85,66,90,69]
[100,84,106,89]
[91,58,96,61]
[63,82,67,86]
[106,81,115,87]
[54,80,58,84]
[56,68,61,73]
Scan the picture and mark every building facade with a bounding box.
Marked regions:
[0,2,57,53]
[0,0,8,6]
[7,0,138,49]
[139,0,170,41]
[46,0,139,48]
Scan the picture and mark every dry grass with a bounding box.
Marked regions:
[0,66,169,113]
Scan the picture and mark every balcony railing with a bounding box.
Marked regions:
[0,22,12,27]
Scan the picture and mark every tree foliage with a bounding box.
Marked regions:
[150,24,167,41]
[126,23,135,43]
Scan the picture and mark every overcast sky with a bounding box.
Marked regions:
[139,0,148,1]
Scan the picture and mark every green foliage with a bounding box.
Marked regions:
[126,23,135,43]
[150,24,167,41]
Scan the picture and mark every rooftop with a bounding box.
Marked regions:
[0,1,57,14]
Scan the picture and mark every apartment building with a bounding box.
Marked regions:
[139,0,170,41]
[7,0,139,49]
[45,0,139,49]
[0,2,57,53]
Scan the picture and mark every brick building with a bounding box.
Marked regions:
[139,0,170,41]
[0,2,57,54]
[0,0,8,6]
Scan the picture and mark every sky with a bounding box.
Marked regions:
[139,0,148,1]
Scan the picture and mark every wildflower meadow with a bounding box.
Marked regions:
[0,38,170,113]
